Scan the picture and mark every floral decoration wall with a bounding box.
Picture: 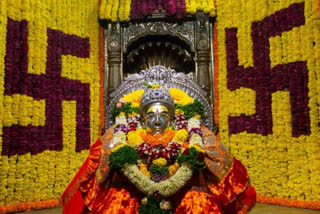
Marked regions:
[214,0,320,209]
[0,0,101,212]
[1,0,320,213]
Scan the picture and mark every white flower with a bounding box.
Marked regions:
[112,131,127,144]
[141,197,148,205]
[189,134,204,146]
[115,115,127,125]
[187,117,200,131]
[137,121,142,129]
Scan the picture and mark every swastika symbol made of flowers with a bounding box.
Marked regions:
[226,2,310,137]
[2,18,91,156]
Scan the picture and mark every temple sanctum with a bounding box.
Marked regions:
[0,0,319,213]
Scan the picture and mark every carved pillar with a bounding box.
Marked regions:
[195,13,211,103]
[106,23,122,104]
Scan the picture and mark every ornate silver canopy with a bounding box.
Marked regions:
[105,65,214,130]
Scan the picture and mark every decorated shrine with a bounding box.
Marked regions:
[0,0,320,213]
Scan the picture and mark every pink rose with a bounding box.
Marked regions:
[116,102,122,108]
[119,98,127,104]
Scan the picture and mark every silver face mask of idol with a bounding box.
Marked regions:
[145,104,170,134]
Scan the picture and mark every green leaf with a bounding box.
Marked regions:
[177,147,205,175]
[111,102,139,122]
[175,99,205,119]
[109,145,139,171]
[149,164,169,174]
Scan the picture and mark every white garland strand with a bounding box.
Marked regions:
[121,163,193,197]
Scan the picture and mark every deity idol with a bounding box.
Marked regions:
[61,66,256,214]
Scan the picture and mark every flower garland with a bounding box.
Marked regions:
[121,163,192,197]
[140,129,176,147]
[109,86,206,212]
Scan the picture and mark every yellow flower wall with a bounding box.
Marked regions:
[215,0,320,209]
[0,0,101,212]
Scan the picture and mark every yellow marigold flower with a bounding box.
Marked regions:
[111,143,125,153]
[122,89,144,107]
[169,164,179,176]
[131,102,140,108]
[190,145,205,153]
[172,129,188,144]
[136,128,146,135]
[153,158,167,166]
[169,88,194,106]
[127,131,143,147]
[152,83,160,89]
[120,112,126,116]
[194,114,201,119]
[175,109,184,115]
[128,112,138,117]
[139,163,150,177]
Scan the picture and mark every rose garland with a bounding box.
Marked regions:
[109,85,206,212]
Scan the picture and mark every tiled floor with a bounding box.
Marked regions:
[18,203,320,213]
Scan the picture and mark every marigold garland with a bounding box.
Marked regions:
[99,25,105,135]
[140,129,176,147]
[0,199,60,213]
[172,129,188,144]
[213,21,219,127]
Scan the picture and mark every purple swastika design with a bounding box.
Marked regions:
[226,2,310,137]
[2,18,91,156]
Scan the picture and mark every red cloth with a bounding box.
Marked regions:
[60,139,102,214]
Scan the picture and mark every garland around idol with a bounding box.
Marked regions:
[108,83,206,213]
